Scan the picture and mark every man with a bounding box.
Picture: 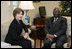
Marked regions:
[44,7,67,48]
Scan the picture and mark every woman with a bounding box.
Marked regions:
[5,8,31,48]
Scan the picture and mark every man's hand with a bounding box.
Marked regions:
[46,34,55,40]
[24,33,29,39]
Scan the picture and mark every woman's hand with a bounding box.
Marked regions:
[24,33,29,39]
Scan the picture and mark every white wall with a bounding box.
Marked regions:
[28,1,60,25]
[1,1,60,25]
[1,1,9,24]
[1,1,13,24]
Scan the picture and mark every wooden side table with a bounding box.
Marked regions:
[29,25,45,48]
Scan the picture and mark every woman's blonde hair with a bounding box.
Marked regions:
[13,8,24,17]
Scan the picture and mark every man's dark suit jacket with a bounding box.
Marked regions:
[5,18,28,45]
[45,16,67,37]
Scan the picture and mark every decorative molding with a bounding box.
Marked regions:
[33,1,40,3]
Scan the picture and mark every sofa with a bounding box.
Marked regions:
[1,20,34,48]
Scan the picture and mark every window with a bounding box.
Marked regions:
[13,1,18,10]
[8,1,19,17]
[8,1,11,17]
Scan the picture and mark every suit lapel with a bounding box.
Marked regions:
[50,17,54,28]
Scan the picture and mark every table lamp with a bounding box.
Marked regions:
[19,1,35,25]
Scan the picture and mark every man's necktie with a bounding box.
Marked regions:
[53,18,57,27]
[55,18,56,23]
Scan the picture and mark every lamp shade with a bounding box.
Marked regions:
[19,1,35,10]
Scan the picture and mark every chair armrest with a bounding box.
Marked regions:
[28,29,31,34]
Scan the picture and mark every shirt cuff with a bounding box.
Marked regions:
[54,34,57,37]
